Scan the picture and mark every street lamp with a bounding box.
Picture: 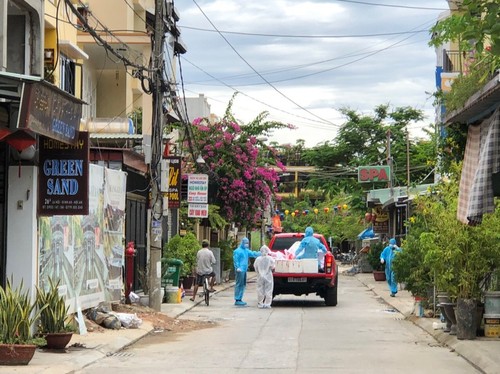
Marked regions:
[196,154,205,164]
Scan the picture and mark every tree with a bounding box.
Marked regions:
[302,105,433,197]
[429,0,500,56]
[185,95,290,229]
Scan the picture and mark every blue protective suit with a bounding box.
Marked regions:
[380,238,402,296]
[295,227,327,268]
[233,237,261,305]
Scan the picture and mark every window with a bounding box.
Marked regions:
[59,54,75,95]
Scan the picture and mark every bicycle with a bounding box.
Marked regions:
[201,273,211,306]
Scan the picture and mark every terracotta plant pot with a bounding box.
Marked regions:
[43,332,73,350]
[182,276,195,290]
[373,270,386,281]
[0,344,37,365]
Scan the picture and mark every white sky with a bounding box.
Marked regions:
[173,0,449,147]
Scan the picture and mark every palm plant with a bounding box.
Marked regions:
[35,278,72,334]
[0,279,46,345]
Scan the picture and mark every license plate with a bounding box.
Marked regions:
[288,277,307,283]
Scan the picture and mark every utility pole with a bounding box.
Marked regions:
[148,0,165,311]
[386,129,393,196]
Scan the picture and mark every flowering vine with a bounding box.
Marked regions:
[184,96,292,228]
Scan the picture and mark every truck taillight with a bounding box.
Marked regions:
[325,252,333,273]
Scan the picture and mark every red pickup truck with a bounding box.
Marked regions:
[268,232,338,306]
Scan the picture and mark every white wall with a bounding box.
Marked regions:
[6,166,38,293]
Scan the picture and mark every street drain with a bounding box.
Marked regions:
[108,352,134,357]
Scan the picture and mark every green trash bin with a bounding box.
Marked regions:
[162,258,183,288]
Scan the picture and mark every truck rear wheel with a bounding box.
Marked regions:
[324,275,338,306]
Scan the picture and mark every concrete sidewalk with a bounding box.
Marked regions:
[355,271,500,374]
[1,272,498,374]
[0,280,235,374]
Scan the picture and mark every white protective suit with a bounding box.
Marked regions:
[253,245,275,308]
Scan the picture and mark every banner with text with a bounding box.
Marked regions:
[38,165,126,313]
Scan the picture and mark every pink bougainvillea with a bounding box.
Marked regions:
[184,103,291,228]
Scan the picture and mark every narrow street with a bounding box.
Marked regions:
[77,274,479,374]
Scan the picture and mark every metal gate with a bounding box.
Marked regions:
[125,196,147,291]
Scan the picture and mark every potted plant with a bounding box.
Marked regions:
[163,233,199,289]
[137,264,150,306]
[0,279,46,365]
[367,241,386,281]
[218,238,236,282]
[35,278,75,350]
[397,169,500,339]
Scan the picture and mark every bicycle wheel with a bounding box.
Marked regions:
[203,277,210,306]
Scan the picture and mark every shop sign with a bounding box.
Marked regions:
[38,132,89,216]
[358,166,390,183]
[187,174,208,203]
[166,156,181,209]
[18,82,82,145]
[188,203,208,218]
[372,207,389,234]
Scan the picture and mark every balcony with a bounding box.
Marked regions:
[442,50,464,73]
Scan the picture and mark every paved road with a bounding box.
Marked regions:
[77,275,479,373]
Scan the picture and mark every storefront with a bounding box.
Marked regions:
[0,71,83,287]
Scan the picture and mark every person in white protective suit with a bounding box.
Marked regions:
[253,245,275,309]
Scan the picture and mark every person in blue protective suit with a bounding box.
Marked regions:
[233,237,261,306]
[295,227,327,270]
[380,238,402,297]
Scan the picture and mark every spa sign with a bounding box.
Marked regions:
[358,166,390,183]
[38,132,89,216]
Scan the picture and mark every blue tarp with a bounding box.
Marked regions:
[358,227,375,240]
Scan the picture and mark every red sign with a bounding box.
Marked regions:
[188,203,208,218]
[358,166,390,183]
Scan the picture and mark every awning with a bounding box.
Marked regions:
[445,74,500,125]
[59,40,89,60]
[0,71,85,145]
[366,184,434,209]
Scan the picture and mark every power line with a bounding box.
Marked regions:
[192,0,337,127]
[180,25,430,38]
[330,0,447,11]
[181,56,340,127]
[185,36,430,86]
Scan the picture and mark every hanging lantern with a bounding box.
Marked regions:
[294,210,299,215]
[324,207,329,213]
[275,209,280,214]
[291,212,296,217]
[302,210,307,216]
[343,204,348,210]
[314,208,319,215]
[337,205,342,210]
[365,212,372,222]
[285,209,289,215]
[279,213,285,220]
[333,206,338,212]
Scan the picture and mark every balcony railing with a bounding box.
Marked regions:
[443,50,463,73]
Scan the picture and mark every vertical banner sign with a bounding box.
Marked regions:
[372,206,389,234]
[166,156,181,208]
[188,174,208,218]
[187,174,208,203]
[38,132,89,216]
[103,168,127,302]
